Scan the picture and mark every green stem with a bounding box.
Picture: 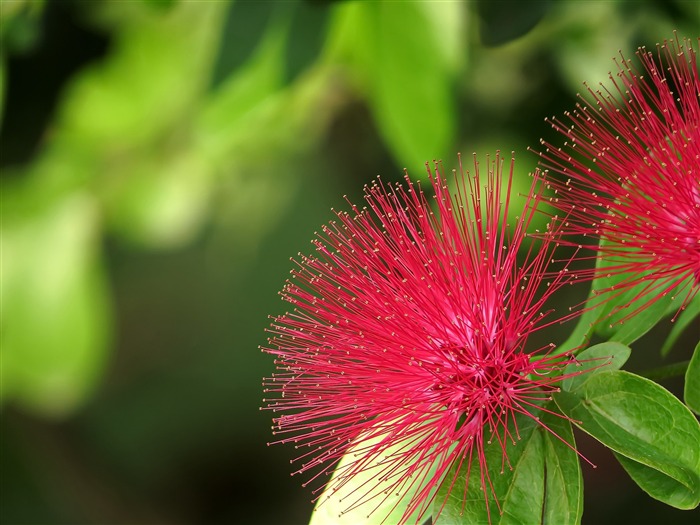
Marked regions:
[638,360,690,382]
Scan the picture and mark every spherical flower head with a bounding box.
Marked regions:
[262,153,587,524]
[534,35,700,316]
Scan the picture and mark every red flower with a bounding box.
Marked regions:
[262,153,587,523]
[534,35,700,316]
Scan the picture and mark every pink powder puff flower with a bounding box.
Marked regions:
[534,35,700,317]
[262,153,589,524]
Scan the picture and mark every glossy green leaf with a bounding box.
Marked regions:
[590,271,675,346]
[576,236,685,345]
[561,342,631,392]
[615,451,699,510]
[436,414,543,525]
[1,191,111,417]
[602,289,678,346]
[661,294,700,357]
[436,407,582,525]
[556,244,627,353]
[540,410,583,525]
[685,341,700,415]
[555,371,700,509]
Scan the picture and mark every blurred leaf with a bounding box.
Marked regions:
[368,2,456,171]
[331,1,457,172]
[210,0,278,87]
[46,1,229,248]
[0,0,44,55]
[103,149,212,248]
[561,341,631,392]
[555,371,700,510]
[661,294,700,357]
[476,0,552,46]
[199,18,344,254]
[1,186,111,417]
[285,0,330,83]
[552,2,635,92]
[199,20,287,161]
[140,0,179,11]
[0,56,5,126]
[685,341,700,415]
[670,0,700,27]
[420,1,466,75]
[57,1,226,149]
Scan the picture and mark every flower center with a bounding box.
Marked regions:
[430,345,530,423]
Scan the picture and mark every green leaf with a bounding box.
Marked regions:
[285,0,330,83]
[0,191,111,417]
[556,297,599,354]
[308,428,443,525]
[661,294,700,357]
[361,2,457,172]
[209,0,277,87]
[555,371,700,509]
[53,1,229,248]
[589,272,675,346]
[602,289,678,346]
[199,20,287,161]
[685,341,700,415]
[615,452,699,510]
[557,245,628,353]
[540,411,583,525]
[552,2,634,94]
[58,1,226,148]
[561,342,631,392]
[141,0,179,11]
[476,0,552,46]
[436,414,544,524]
[0,0,44,55]
[585,237,692,345]
[436,407,582,525]
[0,55,5,126]
[103,149,213,248]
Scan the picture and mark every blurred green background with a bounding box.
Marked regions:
[1,1,698,524]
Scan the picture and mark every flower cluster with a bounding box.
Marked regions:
[534,36,700,317]
[263,153,587,524]
[263,34,699,525]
